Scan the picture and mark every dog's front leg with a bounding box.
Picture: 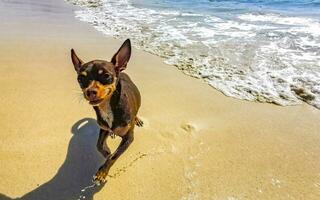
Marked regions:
[96,129,112,158]
[94,126,134,184]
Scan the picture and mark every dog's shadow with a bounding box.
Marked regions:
[0,118,105,200]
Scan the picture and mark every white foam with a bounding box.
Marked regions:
[239,13,320,37]
[66,0,320,109]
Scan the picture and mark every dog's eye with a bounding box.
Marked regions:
[98,73,113,85]
[77,75,91,88]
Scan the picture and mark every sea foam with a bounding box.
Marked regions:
[66,0,320,109]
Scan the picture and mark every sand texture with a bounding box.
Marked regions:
[0,0,320,200]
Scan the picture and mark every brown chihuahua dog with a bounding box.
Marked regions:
[71,39,143,184]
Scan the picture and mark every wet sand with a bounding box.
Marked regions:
[0,0,320,199]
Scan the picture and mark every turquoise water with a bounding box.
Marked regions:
[67,0,320,108]
[132,0,320,17]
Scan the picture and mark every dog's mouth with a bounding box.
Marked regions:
[89,98,104,106]
[85,87,112,106]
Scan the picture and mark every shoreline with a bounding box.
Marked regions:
[0,0,320,200]
[66,0,320,110]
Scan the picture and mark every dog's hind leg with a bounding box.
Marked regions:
[97,129,111,158]
[135,116,144,127]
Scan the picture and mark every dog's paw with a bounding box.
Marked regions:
[107,130,116,139]
[135,117,144,127]
[93,167,109,185]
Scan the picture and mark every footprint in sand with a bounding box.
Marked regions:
[108,152,147,179]
[180,123,196,133]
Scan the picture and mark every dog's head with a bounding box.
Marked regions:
[71,39,131,106]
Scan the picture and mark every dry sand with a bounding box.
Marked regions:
[0,0,320,199]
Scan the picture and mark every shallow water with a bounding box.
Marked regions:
[66,0,320,108]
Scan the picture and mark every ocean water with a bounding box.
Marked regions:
[66,0,320,108]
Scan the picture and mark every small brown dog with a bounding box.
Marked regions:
[71,39,143,184]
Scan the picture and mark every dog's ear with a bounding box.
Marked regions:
[71,49,83,72]
[111,39,131,74]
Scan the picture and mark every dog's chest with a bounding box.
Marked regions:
[98,102,114,128]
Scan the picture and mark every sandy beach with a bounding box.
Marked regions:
[0,0,320,199]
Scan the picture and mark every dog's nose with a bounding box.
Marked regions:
[86,89,98,99]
